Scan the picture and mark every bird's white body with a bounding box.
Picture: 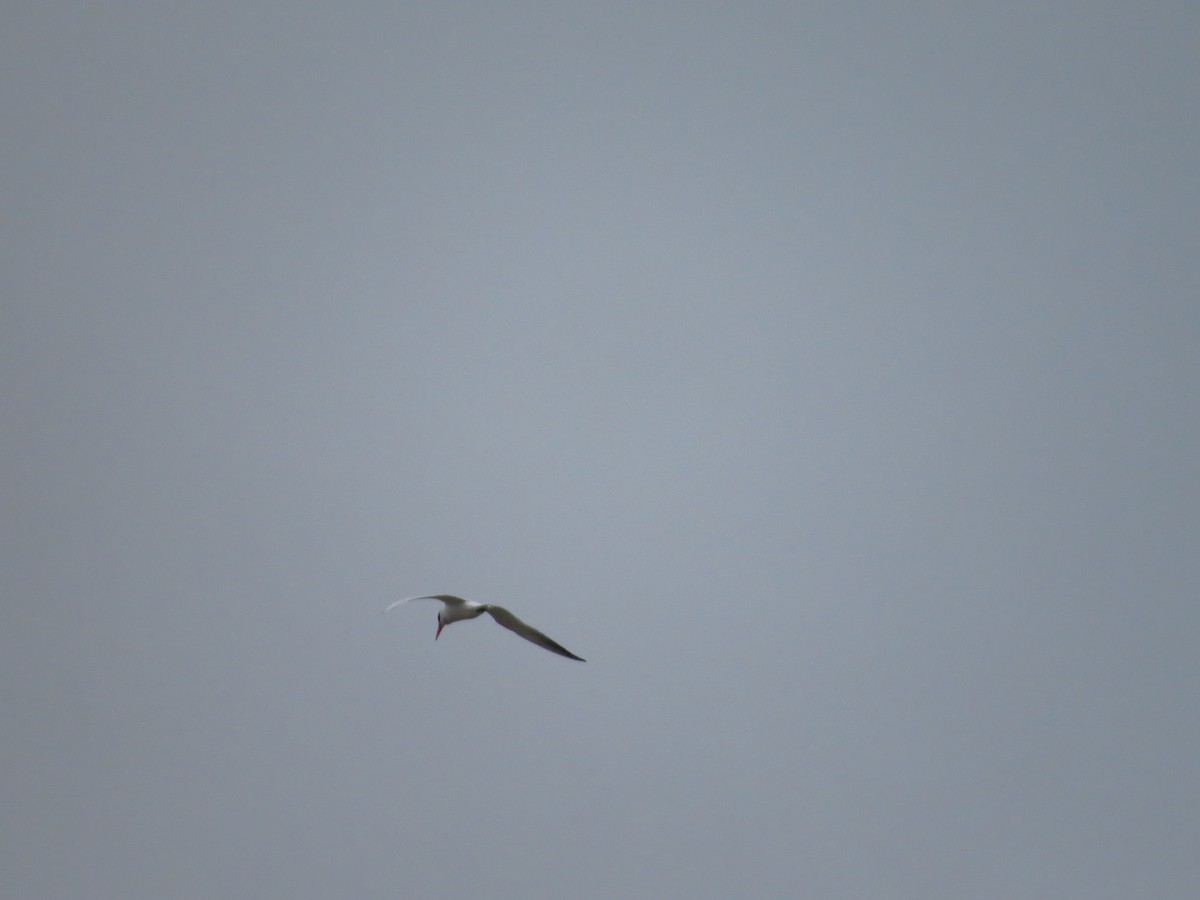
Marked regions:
[385,594,585,662]
[422,594,487,625]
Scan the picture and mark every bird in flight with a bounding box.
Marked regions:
[385,594,586,661]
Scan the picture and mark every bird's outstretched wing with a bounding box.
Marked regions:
[383,594,466,614]
[485,605,586,661]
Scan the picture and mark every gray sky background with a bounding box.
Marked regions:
[3,4,1197,898]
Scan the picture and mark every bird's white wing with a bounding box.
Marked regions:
[485,606,586,661]
[383,594,466,614]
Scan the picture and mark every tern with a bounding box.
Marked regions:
[385,594,586,661]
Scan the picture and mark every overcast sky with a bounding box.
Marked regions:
[3,3,1197,898]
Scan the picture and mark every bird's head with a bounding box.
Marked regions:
[435,611,446,640]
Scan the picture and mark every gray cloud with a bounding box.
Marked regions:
[3,4,1197,898]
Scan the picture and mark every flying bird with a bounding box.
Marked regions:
[385,594,586,661]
